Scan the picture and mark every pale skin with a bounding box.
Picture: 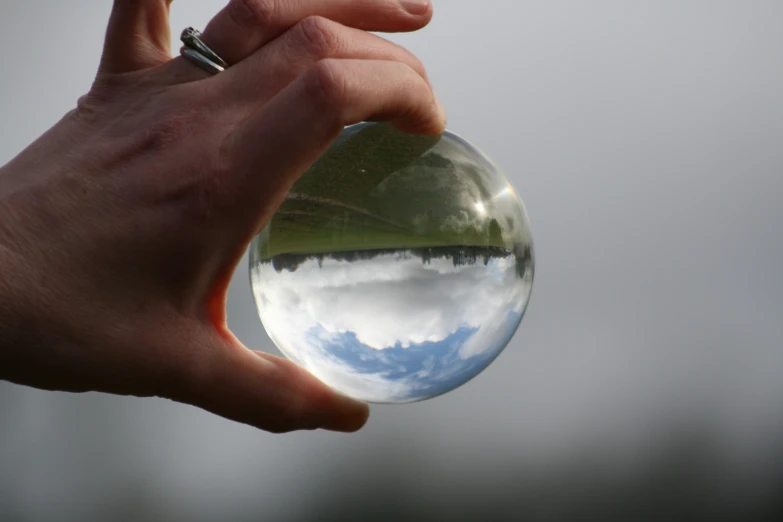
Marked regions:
[0,0,445,433]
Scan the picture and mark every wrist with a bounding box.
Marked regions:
[0,168,33,381]
[0,238,47,385]
[0,245,22,379]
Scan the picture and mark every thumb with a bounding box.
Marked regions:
[99,0,174,74]
[169,333,370,434]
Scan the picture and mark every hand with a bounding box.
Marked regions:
[0,0,445,433]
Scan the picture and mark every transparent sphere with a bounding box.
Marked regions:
[250,123,534,403]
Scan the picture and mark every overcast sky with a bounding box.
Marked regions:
[1,1,782,520]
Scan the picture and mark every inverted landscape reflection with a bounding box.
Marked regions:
[250,122,534,403]
[253,246,533,403]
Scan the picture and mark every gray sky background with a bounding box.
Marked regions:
[1,1,782,520]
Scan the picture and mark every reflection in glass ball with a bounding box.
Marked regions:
[250,123,534,403]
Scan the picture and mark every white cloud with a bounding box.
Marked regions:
[251,252,532,402]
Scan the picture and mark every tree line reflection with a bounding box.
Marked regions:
[264,243,533,280]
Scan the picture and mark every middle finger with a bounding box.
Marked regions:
[201,0,432,65]
[216,16,431,104]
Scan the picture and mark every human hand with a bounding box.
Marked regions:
[0,0,445,433]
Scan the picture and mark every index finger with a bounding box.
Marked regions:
[201,0,433,65]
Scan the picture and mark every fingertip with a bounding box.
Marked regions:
[393,92,447,136]
[435,95,448,130]
[399,0,433,19]
[253,352,369,433]
[322,394,370,432]
[392,107,446,136]
[394,1,433,34]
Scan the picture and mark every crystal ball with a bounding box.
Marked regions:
[249,122,534,403]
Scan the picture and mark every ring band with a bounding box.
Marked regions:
[181,28,228,69]
[181,48,225,75]
[180,27,228,76]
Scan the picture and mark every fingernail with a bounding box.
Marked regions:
[435,95,448,128]
[400,0,430,15]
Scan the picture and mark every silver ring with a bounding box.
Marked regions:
[181,48,225,76]
[180,27,227,76]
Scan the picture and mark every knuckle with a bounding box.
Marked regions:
[398,62,430,95]
[406,50,427,78]
[306,59,350,109]
[227,0,277,29]
[175,150,232,228]
[127,111,193,155]
[73,94,103,126]
[199,138,237,212]
[295,16,343,58]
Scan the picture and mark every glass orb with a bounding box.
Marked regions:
[250,122,534,403]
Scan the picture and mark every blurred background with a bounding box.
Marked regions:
[2,1,782,520]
